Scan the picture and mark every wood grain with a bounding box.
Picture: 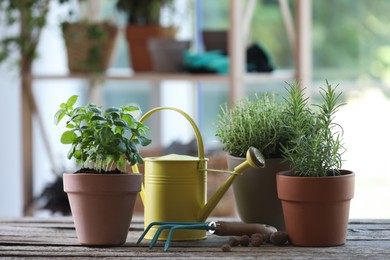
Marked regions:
[0,217,389,259]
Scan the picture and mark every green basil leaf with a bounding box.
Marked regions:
[122,113,135,127]
[128,141,137,152]
[135,154,144,164]
[74,150,82,160]
[60,131,77,144]
[87,106,102,114]
[54,109,66,125]
[122,105,139,112]
[107,111,120,119]
[66,95,78,107]
[69,114,81,122]
[105,107,122,114]
[99,127,113,144]
[114,119,129,127]
[138,136,152,146]
[91,115,106,121]
[66,144,76,160]
[116,140,127,153]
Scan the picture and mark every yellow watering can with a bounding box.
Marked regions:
[132,107,265,241]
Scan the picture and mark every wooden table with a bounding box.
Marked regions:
[0,217,389,259]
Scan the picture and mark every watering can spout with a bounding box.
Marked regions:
[197,147,265,222]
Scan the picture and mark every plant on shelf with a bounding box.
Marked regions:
[60,0,118,73]
[0,0,51,69]
[215,93,293,230]
[116,0,177,72]
[55,95,151,246]
[116,0,174,25]
[276,81,355,246]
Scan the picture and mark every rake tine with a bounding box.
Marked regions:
[149,224,177,249]
[138,222,209,250]
[164,223,212,252]
[137,222,169,245]
[149,222,200,249]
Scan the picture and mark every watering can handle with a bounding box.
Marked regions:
[132,107,206,203]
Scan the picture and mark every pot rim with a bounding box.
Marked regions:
[276,169,355,202]
[277,169,354,179]
[63,172,142,193]
[63,173,141,176]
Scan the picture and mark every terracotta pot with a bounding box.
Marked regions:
[276,170,355,246]
[228,155,290,230]
[63,173,142,246]
[125,25,176,72]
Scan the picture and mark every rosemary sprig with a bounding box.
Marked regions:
[282,81,346,177]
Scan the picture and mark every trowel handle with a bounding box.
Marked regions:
[210,221,277,236]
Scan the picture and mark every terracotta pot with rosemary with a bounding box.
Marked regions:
[215,93,292,230]
[55,95,151,246]
[277,81,355,246]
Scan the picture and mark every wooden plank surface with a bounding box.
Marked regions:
[0,217,389,259]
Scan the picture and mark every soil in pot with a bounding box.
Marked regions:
[276,170,355,246]
[228,155,290,231]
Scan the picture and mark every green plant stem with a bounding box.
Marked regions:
[281,81,345,177]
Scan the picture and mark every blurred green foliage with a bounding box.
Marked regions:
[201,0,390,86]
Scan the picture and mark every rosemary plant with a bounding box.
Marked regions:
[282,81,346,177]
[216,93,289,158]
[55,95,152,173]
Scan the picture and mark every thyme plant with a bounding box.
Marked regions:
[216,93,289,158]
[55,95,152,173]
[282,81,346,177]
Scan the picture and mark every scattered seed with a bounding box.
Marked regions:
[263,232,272,243]
[251,233,264,241]
[228,237,240,247]
[239,235,250,246]
[251,235,263,247]
[221,244,231,252]
[270,231,289,246]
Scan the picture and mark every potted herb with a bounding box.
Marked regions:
[215,93,292,230]
[55,95,151,246]
[62,21,118,73]
[276,81,355,246]
[61,1,118,73]
[116,0,176,71]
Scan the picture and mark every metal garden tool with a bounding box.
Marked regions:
[137,221,277,251]
[132,107,265,241]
